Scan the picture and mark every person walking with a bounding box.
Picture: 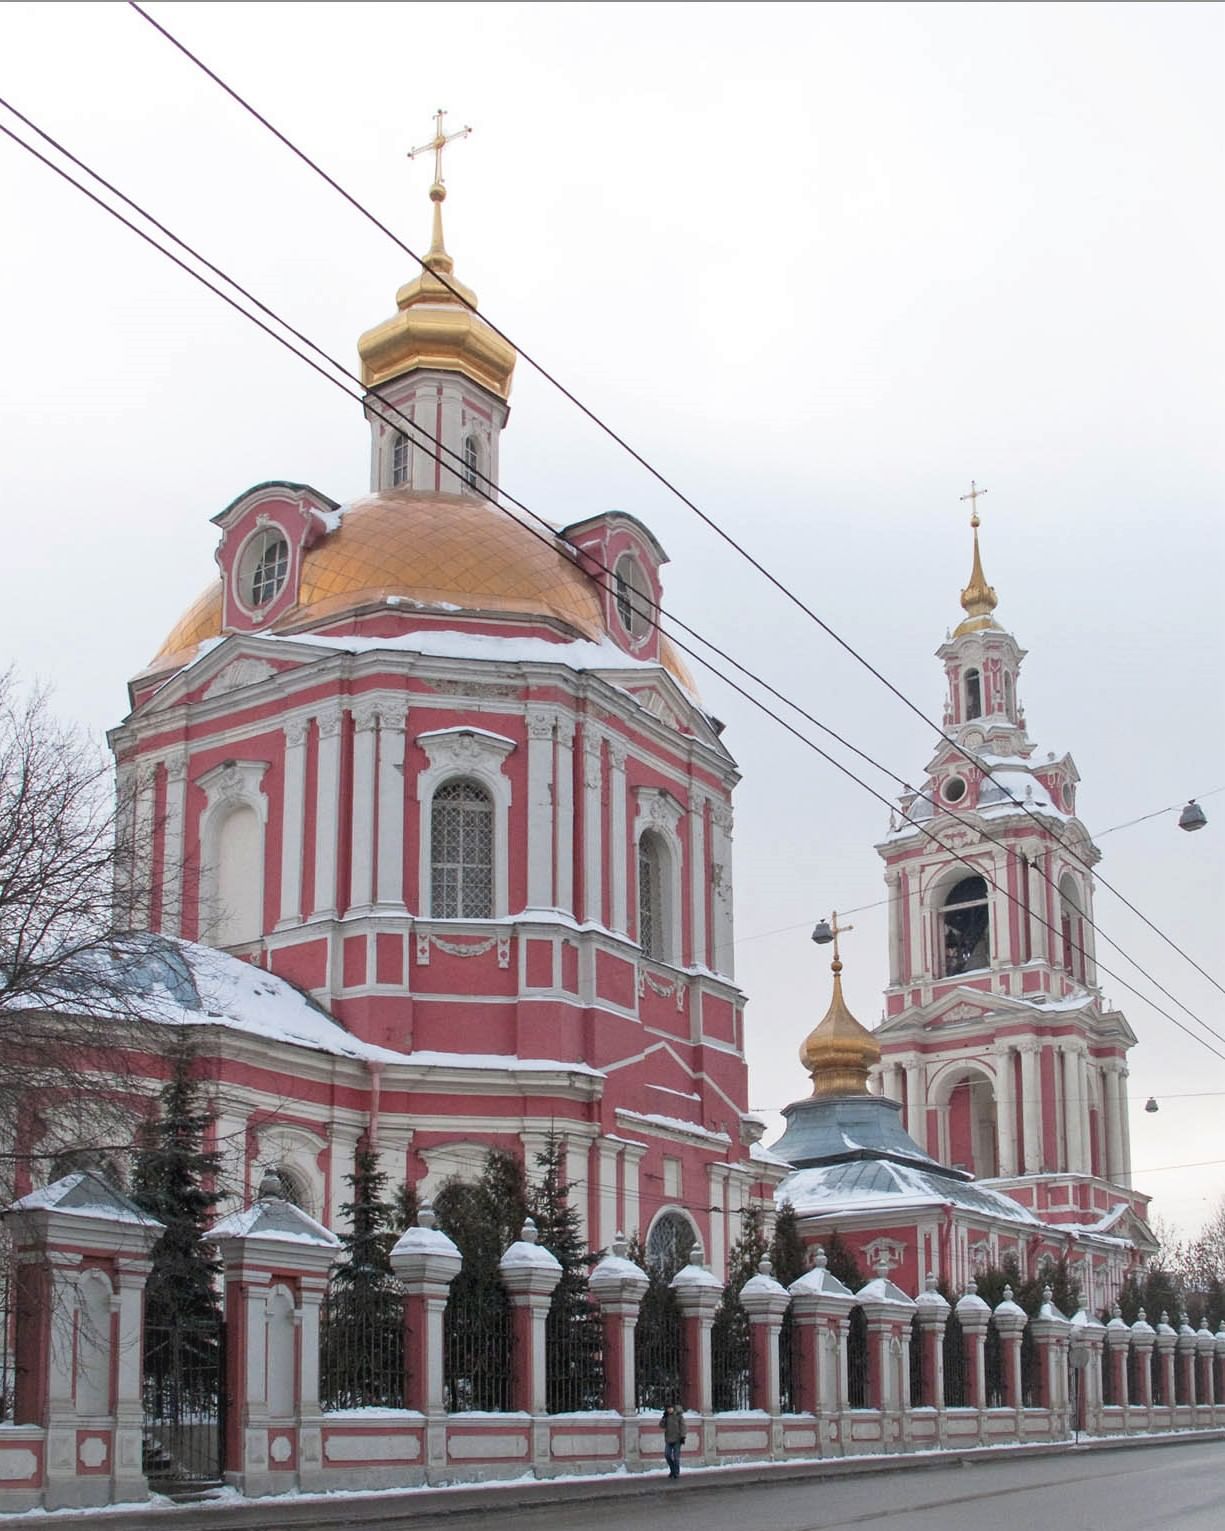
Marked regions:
[661,1402,686,1478]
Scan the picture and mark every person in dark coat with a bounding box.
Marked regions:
[661,1403,686,1478]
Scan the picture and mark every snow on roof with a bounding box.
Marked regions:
[210,1198,340,1247]
[777,1158,1041,1226]
[749,1140,793,1169]
[7,1170,161,1227]
[262,627,674,679]
[616,1110,731,1147]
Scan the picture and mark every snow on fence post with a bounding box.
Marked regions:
[1104,1305,1131,1416]
[389,1202,461,1416]
[1214,1323,1225,1415]
[1176,1314,1199,1408]
[2,1171,163,1512]
[787,1247,856,1430]
[1069,1307,1106,1432]
[1194,1320,1215,1411]
[954,1279,992,1417]
[498,1217,562,1415]
[991,1287,1028,1416]
[1027,1286,1071,1430]
[209,1176,341,1499]
[913,1274,951,1412]
[587,1231,648,1415]
[856,1257,916,1429]
[1154,1312,1178,1413]
[739,1255,790,1416]
[1129,1310,1156,1413]
[670,1238,723,1451]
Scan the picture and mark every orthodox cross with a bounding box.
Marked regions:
[408,108,472,189]
[960,479,988,524]
[828,909,853,963]
[813,910,854,961]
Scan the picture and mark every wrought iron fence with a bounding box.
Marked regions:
[142,1318,226,1486]
[943,1310,967,1407]
[0,1255,15,1423]
[984,1319,1005,1407]
[1126,1344,1142,1406]
[634,1279,682,1410]
[545,1291,604,1413]
[1151,1346,1164,1406]
[711,1296,751,1412]
[909,1314,925,1407]
[1102,1346,1116,1405]
[444,1279,513,1412]
[1174,1352,1189,1406]
[1020,1323,1038,1407]
[319,1273,404,1411]
[779,1308,797,1413]
[847,1306,869,1408]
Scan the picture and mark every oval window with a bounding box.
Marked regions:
[944,777,967,803]
[240,528,290,610]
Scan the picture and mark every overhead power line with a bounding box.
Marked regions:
[4,105,1223,1073]
[125,0,1225,1005]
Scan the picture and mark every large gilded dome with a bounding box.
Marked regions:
[146,489,697,694]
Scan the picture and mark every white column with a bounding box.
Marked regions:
[908,870,925,978]
[994,1045,1017,1177]
[375,703,407,908]
[311,707,344,918]
[582,733,603,925]
[278,720,309,927]
[526,710,555,910]
[565,1139,589,1243]
[885,869,902,983]
[348,703,379,911]
[555,718,575,916]
[1104,1061,1125,1184]
[596,1140,620,1251]
[1028,853,1049,963]
[1117,1065,1132,1187]
[905,1056,928,1152]
[161,750,189,936]
[1062,1044,1080,1172]
[622,1143,645,1237]
[710,800,735,978]
[689,793,707,969]
[609,741,628,934]
[131,762,158,931]
[1020,1041,1042,1174]
[1075,1047,1092,1175]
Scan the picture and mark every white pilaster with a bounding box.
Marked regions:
[348,703,379,911]
[526,710,555,910]
[905,1056,928,1152]
[609,740,628,934]
[994,1044,1017,1177]
[1075,1047,1092,1175]
[710,800,735,978]
[1061,1044,1080,1173]
[582,732,603,925]
[375,703,408,908]
[622,1142,645,1238]
[131,762,158,931]
[311,707,344,918]
[1020,1041,1042,1174]
[885,869,902,984]
[278,720,309,927]
[1028,853,1048,963]
[1117,1064,1132,1187]
[565,1139,589,1243]
[1104,1061,1125,1184]
[596,1140,620,1251]
[688,793,707,969]
[161,750,189,936]
[555,717,575,916]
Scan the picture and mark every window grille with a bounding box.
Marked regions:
[638,833,664,961]
[431,780,494,918]
[614,554,650,638]
[645,1212,694,1281]
[392,432,411,486]
[246,530,288,607]
[847,1306,870,1408]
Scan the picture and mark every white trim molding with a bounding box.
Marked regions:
[416,727,516,918]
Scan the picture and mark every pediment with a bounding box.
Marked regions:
[136,634,319,716]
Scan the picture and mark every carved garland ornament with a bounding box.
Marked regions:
[416,931,511,968]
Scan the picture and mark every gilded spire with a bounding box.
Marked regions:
[954,481,999,637]
[408,108,470,277]
[799,915,881,1098]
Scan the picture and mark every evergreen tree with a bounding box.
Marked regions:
[130,1039,223,1330]
[528,1135,601,1410]
[711,1209,767,1409]
[320,1146,401,1408]
[770,1202,807,1288]
[626,1230,683,1410]
[390,1177,421,1235]
[1116,1265,1183,1327]
[821,1229,867,1292]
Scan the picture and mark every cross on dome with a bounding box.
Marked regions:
[955,478,999,635]
[407,108,472,275]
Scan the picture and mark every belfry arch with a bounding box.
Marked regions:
[930,1062,999,1179]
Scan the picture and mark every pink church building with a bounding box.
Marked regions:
[90,177,782,1271]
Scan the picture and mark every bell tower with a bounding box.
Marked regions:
[872,493,1140,1233]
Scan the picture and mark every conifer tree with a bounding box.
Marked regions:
[529,1135,601,1410]
[130,1038,223,1331]
[821,1229,867,1292]
[321,1145,401,1408]
[711,1208,767,1409]
[391,1177,421,1235]
[770,1202,807,1288]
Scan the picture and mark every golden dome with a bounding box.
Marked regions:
[357,191,516,399]
[145,491,698,698]
[953,510,1000,637]
[798,955,881,1098]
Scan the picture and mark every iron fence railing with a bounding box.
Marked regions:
[319,1275,404,1411]
[545,1292,604,1413]
[142,1318,226,1486]
[1102,1346,1117,1405]
[847,1306,869,1408]
[634,1280,682,1410]
[1151,1347,1164,1406]
[779,1308,797,1413]
[0,1257,15,1423]
[943,1311,967,1408]
[909,1314,925,1406]
[444,1280,513,1412]
[711,1298,751,1412]
[1020,1323,1038,1407]
[1126,1344,1142,1406]
[984,1319,1005,1407]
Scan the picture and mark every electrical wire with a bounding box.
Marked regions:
[124,0,1225,1004]
[4,107,1223,1071]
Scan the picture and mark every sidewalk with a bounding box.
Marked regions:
[11,1429,1223,1531]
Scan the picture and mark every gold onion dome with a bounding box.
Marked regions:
[799,955,881,1098]
[356,176,516,399]
[954,509,999,637]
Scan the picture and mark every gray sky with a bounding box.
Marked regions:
[2,2,1222,1237]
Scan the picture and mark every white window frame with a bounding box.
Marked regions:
[232,523,291,618]
[633,788,685,966]
[391,430,412,487]
[417,728,515,919]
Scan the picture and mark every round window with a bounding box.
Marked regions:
[943,776,967,803]
[240,528,290,610]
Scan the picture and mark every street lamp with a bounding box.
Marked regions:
[1178,800,1208,832]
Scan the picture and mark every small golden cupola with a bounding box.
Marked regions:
[799,914,881,1098]
[953,480,999,637]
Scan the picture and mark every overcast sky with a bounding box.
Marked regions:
[2,2,1222,1238]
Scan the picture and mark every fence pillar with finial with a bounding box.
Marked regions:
[498,1218,562,1414]
[1176,1314,1198,1409]
[1154,1312,1178,1413]
[914,1274,951,1412]
[1104,1305,1131,1417]
[1128,1310,1155,1416]
[670,1240,723,1428]
[389,1202,462,1415]
[1213,1323,1225,1414]
[787,1247,856,1432]
[740,1256,790,1415]
[1069,1307,1106,1432]
[856,1257,917,1426]
[954,1280,992,1415]
[1028,1286,1072,1427]
[992,1287,1029,1415]
[588,1232,648,1415]
[1194,1320,1215,1411]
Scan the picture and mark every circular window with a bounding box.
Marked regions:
[943,776,967,803]
[239,528,290,610]
[614,554,651,640]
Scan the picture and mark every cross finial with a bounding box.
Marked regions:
[960,479,988,528]
[408,108,472,197]
[823,910,854,966]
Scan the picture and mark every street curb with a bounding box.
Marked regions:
[9,1429,1223,1531]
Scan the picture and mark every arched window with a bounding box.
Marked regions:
[941,874,990,976]
[392,431,411,486]
[1059,874,1085,980]
[463,434,480,490]
[614,554,651,639]
[645,1210,696,1280]
[1003,671,1014,721]
[431,779,494,918]
[964,668,982,721]
[638,830,667,960]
